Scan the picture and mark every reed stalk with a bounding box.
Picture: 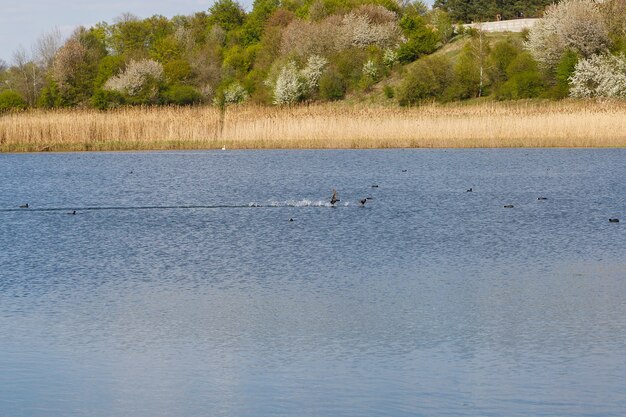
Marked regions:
[1,100,625,152]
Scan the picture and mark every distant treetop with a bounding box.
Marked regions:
[433,0,554,23]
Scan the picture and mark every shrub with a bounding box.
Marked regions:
[270,56,328,104]
[0,91,27,112]
[319,71,346,100]
[396,14,439,63]
[487,38,521,87]
[397,55,452,106]
[301,55,328,92]
[37,80,64,108]
[496,53,544,100]
[273,62,303,105]
[104,59,164,103]
[162,85,202,105]
[91,89,124,110]
[383,47,398,67]
[569,53,626,98]
[223,82,249,104]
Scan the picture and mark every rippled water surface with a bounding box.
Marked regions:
[1,149,625,417]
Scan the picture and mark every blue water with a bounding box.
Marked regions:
[1,149,625,417]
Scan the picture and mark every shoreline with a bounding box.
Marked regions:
[2,100,626,152]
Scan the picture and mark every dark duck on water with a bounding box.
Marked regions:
[330,189,340,206]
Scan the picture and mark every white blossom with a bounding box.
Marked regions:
[223,82,249,104]
[104,59,164,96]
[300,55,328,91]
[383,48,398,67]
[362,60,378,79]
[526,0,609,69]
[273,61,303,105]
[340,12,400,49]
[569,53,626,98]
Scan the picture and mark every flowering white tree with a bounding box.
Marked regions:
[280,6,400,57]
[339,11,400,49]
[272,56,328,105]
[569,53,626,98]
[526,0,609,69]
[104,59,164,97]
[273,62,303,105]
[300,55,328,91]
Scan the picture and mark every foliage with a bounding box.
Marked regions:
[495,52,544,99]
[397,14,439,63]
[301,55,329,91]
[3,0,614,111]
[319,70,346,100]
[569,53,626,98]
[104,59,164,103]
[487,37,521,87]
[273,61,304,104]
[552,50,579,98]
[91,89,124,110]
[223,82,250,104]
[397,55,453,105]
[383,84,394,98]
[434,0,553,23]
[162,85,202,105]
[526,0,609,70]
[449,33,490,99]
[207,0,246,32]
[0,90,27,112]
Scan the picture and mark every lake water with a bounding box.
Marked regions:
[1,149,625,417]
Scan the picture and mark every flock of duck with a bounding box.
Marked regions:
[317,185,621,223]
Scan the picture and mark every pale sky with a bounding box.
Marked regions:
[0,0,243,63]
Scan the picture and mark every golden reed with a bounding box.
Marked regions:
[1,100,626,152]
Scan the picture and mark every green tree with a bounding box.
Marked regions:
[208,0,246,32]
[450,31,490,99]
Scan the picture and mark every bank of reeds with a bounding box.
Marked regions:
[1,100,626,152]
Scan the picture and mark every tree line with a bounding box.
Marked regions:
[1,0,626,113]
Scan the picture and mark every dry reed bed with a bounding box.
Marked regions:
[1,100,626,152]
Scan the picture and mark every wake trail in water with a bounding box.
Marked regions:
[0,200,352,213]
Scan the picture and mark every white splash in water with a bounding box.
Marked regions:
[267,199,333,207]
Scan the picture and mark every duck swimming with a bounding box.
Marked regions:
[503,205,514,208]
[609,218,620,223]
[19,203,28,208]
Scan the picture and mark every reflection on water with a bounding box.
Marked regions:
[1,149,625,417]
